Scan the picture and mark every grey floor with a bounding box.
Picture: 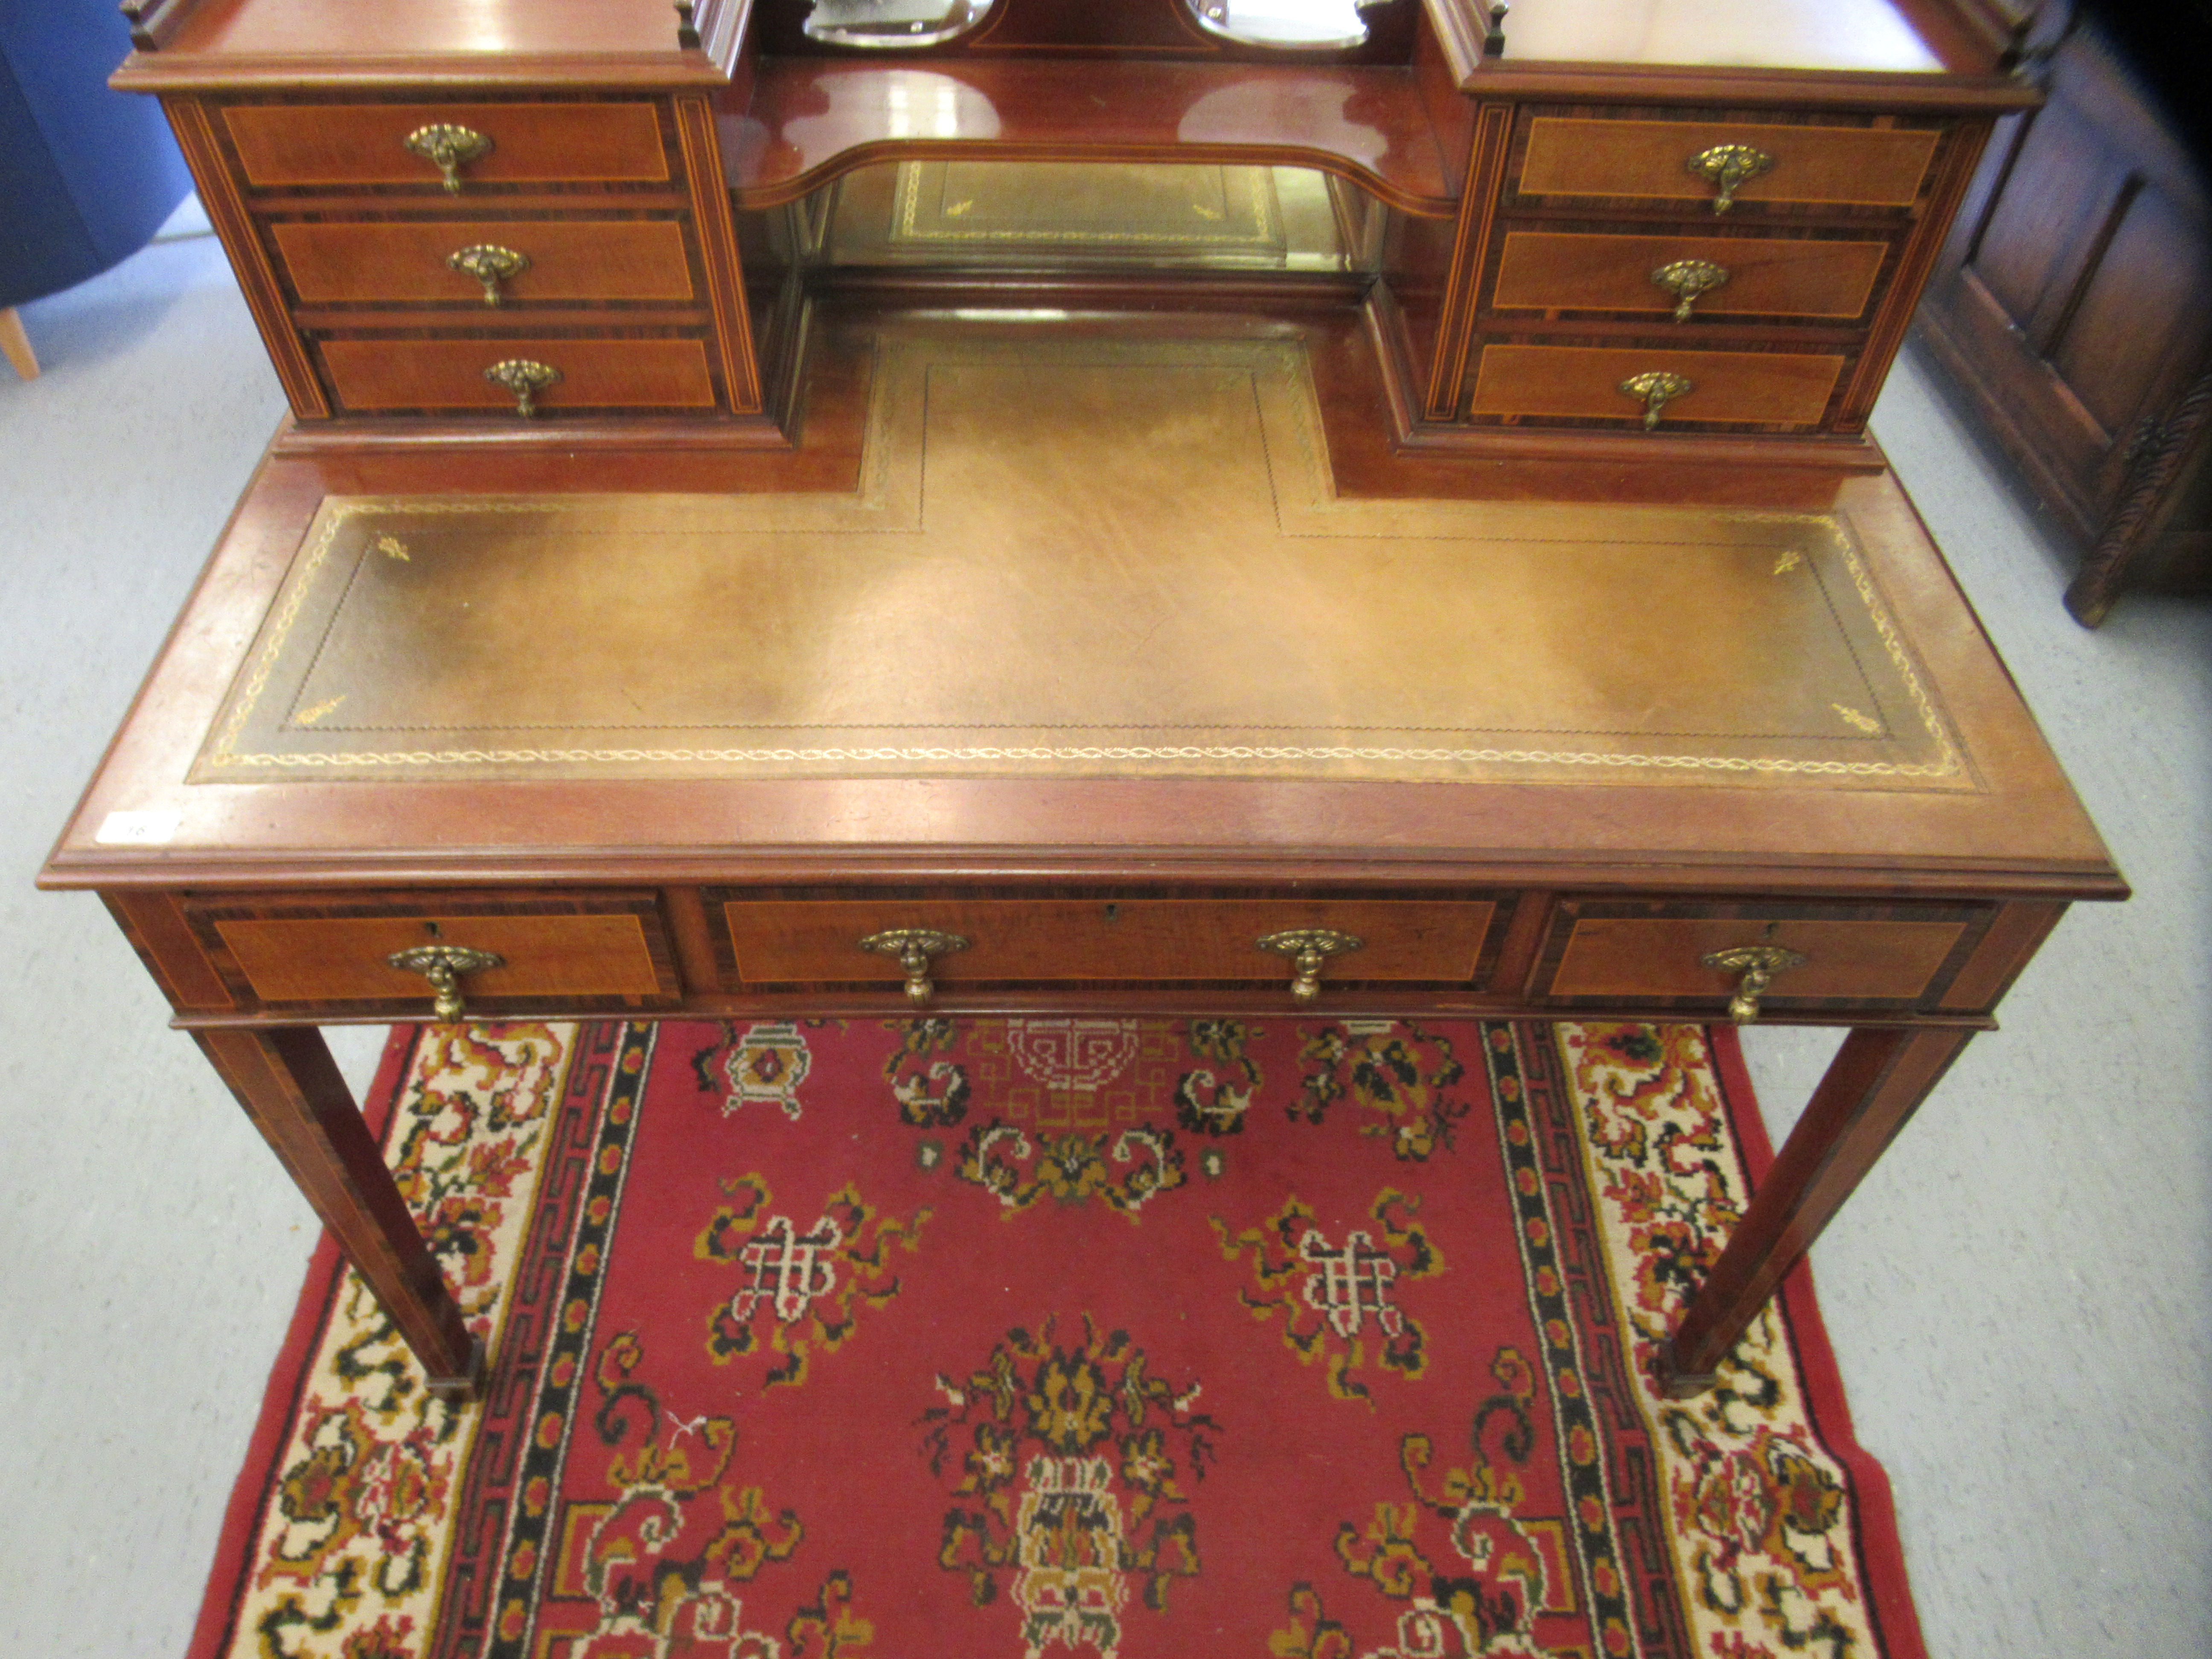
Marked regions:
[2,205,2205,1657]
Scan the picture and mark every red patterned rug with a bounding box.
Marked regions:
[189,1018,1924,1659]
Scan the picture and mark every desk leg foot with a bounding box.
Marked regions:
[1664,1025,1974,1389]
[196,1026,479,1389]
[424,1335,489,1403]
[1653,1338,1717,1399]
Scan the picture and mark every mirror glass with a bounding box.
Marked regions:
[801,0,998,50]
[1186,0,1377,49]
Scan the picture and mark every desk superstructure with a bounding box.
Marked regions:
[115,0,2034,461]
[53,0,2119,1403]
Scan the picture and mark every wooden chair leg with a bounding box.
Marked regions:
[0,308,37,380]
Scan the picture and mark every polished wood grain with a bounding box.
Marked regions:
[224,101,671,190]
[270,218,696,305]
[718,896,1498,986]
[721,59,1458,215]
[1467,343,1846,425]
[211,913,670,1006]
[318,336,718,412]
[194,1025,482,1390]
[49,307,2122,1400]
[47,310,2119,889]
[116,0,733,87]
[1516,118,1941,210]
[1545,916,1974,1005]
[1490,230,1888,320]
[166,96,329,417]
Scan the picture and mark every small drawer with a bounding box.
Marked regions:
[317,335,719,414]
[1531,899,1991,1015]
[268,218,697,307]
[1489,230,1889,322]
[1516,118,1940,211]
[185,893,682,1014]
[1467,343,1846,428]
[712,895,1500,992]
[223,101,671,191]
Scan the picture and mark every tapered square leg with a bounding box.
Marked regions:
[1659,1024,1974,1396]
[194,1025,484,1397]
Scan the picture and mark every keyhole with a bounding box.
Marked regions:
[426,920,443,938]
[1103,903,1120,923]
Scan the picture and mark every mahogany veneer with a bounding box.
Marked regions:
[114,0,2037,461]
[46,309,2122,1402]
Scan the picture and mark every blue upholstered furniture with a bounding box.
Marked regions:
[0,0,193,373]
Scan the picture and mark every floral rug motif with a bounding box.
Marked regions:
[189,1020,1924,1659]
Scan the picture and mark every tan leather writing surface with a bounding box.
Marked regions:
[195,337,1968,790]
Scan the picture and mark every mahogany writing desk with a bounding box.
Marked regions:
[42,313,2124,1400]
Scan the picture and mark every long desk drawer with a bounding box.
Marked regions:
[711,894,1501,995]
[1531,899,1994,1016]
[223,102,672,192]
[269,218,697,307]
[184,893,681,1015]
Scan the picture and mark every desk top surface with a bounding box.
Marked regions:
[116,0,1993,81]
[45,319,2120,901]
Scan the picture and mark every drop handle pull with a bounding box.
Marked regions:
[449,244,530,306]
[387,944,505,1023]
[1700,944,1807,1024]
[1650,258,1729,321]
[403,123,492,193]
[1256,928,1364,1004]
[484,358,560,417]
[859,928,971,1004]
[1686,143,1773,213]
[1619,370,1693,429]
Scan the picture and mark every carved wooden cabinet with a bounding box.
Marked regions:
[1915,0,2212,623]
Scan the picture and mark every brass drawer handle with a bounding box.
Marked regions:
[1701,944,1807,1024]
[448,244,530,306]
[859,927,971,1004]
[404,123,492,193]
[1619,370,1693,429]
[484,358,560,417]
[387,944,506,1023]
[1651,258,1729,321]
[1686,144,1773,214]
[1256,928,1364,1004]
